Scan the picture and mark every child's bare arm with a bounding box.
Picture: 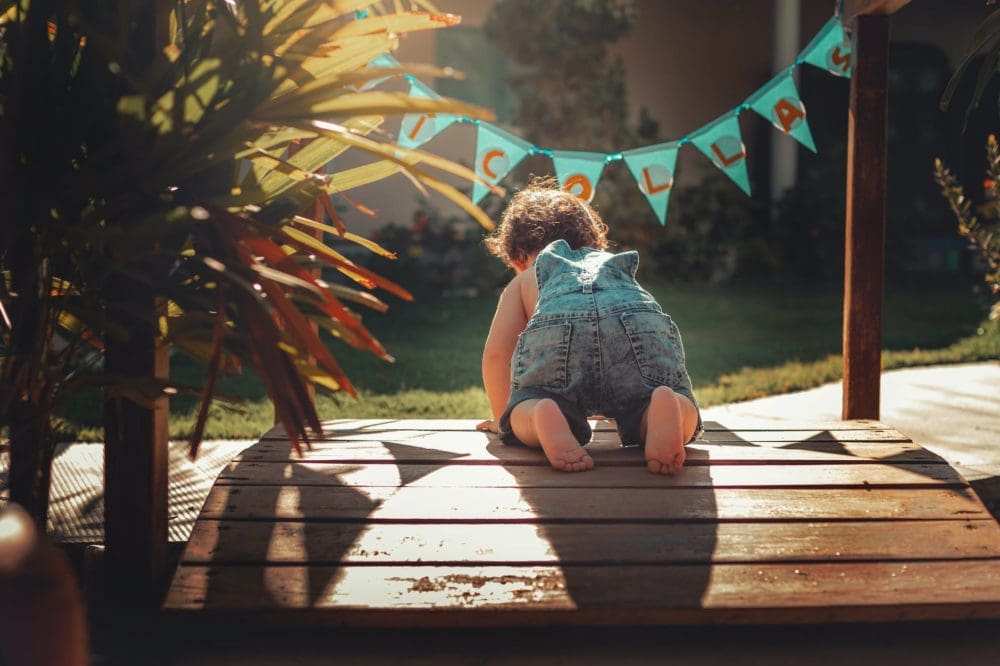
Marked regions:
[482,275,529,423]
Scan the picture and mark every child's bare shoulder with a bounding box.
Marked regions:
[514,266,538,319]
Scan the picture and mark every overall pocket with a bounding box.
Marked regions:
[512,321,572,390]
[620,311,685,386]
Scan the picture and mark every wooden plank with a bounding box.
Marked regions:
[182,519,1000,565]
[198,486,991,522]
[263,429,913,444]
[703,429,909,442]
[216,462,967,489]
[263,419,898,438]
[842,13,890,420]
[237,438,942,466]
[163,560,1000,624]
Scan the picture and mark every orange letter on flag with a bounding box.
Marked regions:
[711,141,746,168]
[408,113,436,141]
[482,149,505,179]
[563,174,593,201]
[774,99,806,134]
[642,167,672,194]
[831,46,850,73]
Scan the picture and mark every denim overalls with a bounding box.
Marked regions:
[498,239,703,447]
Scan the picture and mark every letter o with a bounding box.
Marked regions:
[563,174,594,202]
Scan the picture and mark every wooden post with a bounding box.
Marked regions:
[102,0,171,611]
[103,291,170,608]
[842,14,890,420]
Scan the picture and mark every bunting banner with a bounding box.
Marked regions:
[356,13,853,226]
[398,79,460,149]
[689,114,751,196]
[621,142,680,225]
[473,123,534,204]
[359,53,400,91]
[801,16,852,78]
[551,151,607,203]
[747,71,817,153]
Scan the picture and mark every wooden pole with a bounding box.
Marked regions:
[842,14,890,420]
[103,294,169,608]
[102,0,171,611]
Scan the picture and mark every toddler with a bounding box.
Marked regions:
[478,179,702,474]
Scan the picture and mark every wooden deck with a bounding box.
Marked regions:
[163,418,1000,626]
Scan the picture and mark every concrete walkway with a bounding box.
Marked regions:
[702,361,1000,514]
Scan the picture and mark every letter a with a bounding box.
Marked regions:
[774,99,806,134]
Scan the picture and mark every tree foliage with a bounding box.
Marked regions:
[483,0,636,149]
[935,138,1000,318]
[0,0,493,526]
[936,0,1000,321]
[482,0,663,253]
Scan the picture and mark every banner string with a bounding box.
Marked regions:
[358,11,852,221]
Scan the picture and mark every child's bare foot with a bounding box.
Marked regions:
[643,386,686,475]
[511,399,594,472]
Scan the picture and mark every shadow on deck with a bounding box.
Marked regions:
[161,418,1000,630]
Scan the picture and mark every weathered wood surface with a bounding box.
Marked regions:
[164,418,1000,625]
[842,12,890,420]
[183,519,1000,565]
[167,561,1000,624]
[104,291,170,607]
[199,486,988,523]
[241,428,942,466]
[216,461,965,488]
[262,418,895,436]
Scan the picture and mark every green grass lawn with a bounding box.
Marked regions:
[55,277,999,441]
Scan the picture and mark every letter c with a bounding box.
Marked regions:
[482,149,505,179]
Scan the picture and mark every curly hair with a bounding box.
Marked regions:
[484,177,609,268]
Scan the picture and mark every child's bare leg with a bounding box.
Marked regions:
[640,386,696,475]
[509,399,594,472]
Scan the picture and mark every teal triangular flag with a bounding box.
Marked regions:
[371,54,399,68]
[551,151,607,203]
[621,142,680,225]
[690,113,751,196]
[747,72,817,153]
[472,123,534,204]
[398,79,459,149]
[801,16,851,78]
[359,53,400,91]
